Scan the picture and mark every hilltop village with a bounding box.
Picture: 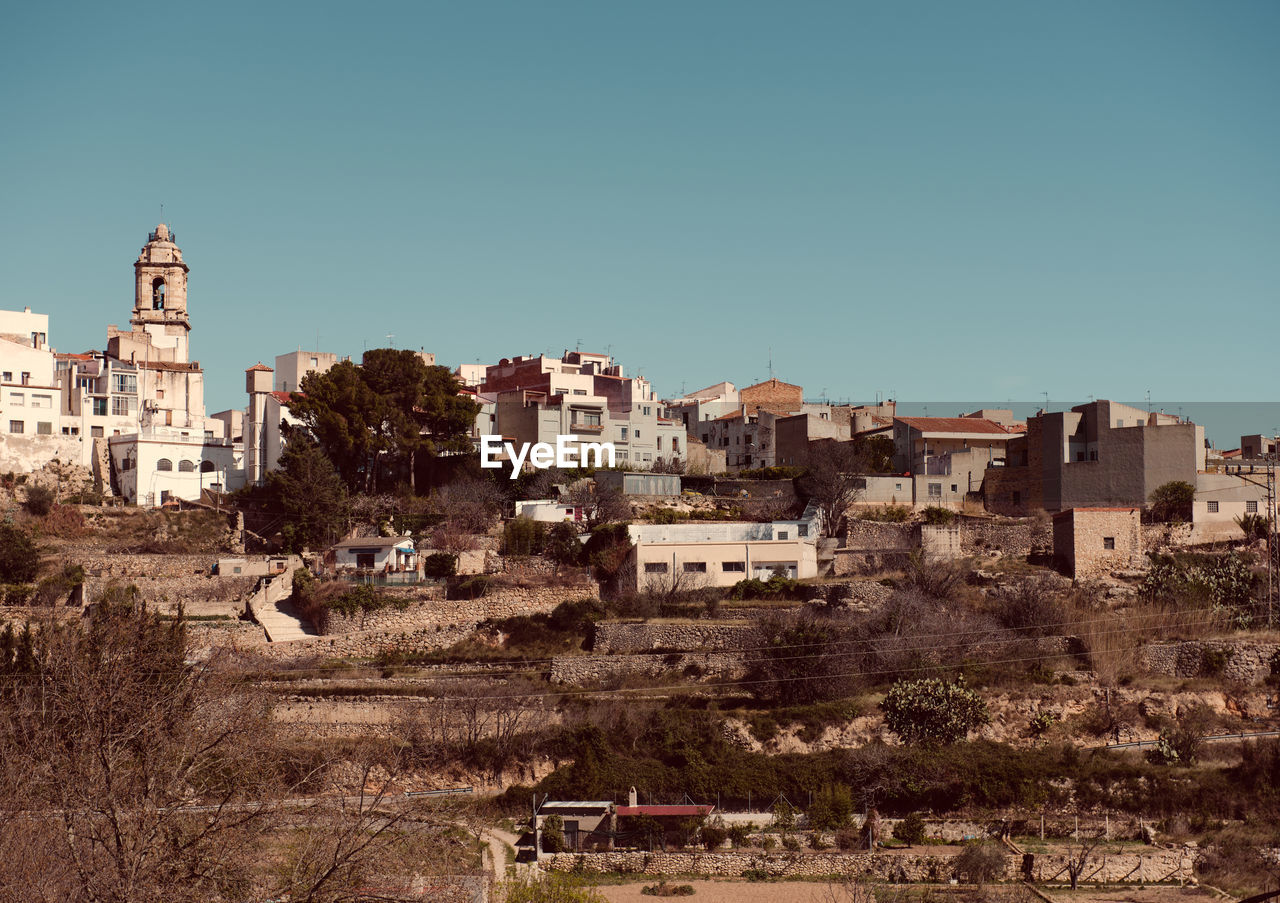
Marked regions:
[1,226,1278,901]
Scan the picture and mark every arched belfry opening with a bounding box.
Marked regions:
[152,277,166,310]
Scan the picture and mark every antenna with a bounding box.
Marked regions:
[385,333,395,348]
[1145,389,1152,411]
[768,347,773,380]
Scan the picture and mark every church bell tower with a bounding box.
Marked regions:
[131,223,191,363]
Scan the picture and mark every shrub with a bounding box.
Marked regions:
[447,575,491,600]
[782,836,801,852]
[835,826,861,850]
[727,823,754,848]
[807,783,853,830]
[700,823,728,850]
[1149,480,1195,523]
[921,506,955,525]
[861,505,910,523]
[881,676,990,745]
[991,575,1061,635]
[422,552,458,579]
[892,812,927,845]
[641,882,695,897]
[954,841,1006,885]
[0,524,39,584]
[808,832,830,850]
[726,574,808,602]
[503,516,547,556]
[541,814,567,853]
[23,485,54,517]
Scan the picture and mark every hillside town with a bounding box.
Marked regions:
[1,225,1278,902]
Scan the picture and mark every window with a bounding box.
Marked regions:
[644,562,669,574]
[1012,491,1021,505]
[1,372,9,382]
[200,460,216,473]
[573,389,587,395]
[951,484,958,493]
[701,433,709,443]
[156,458,173,472]
[643,406,651,415]
[112,373,137,394]
[620,427,628,440]
[178,460,196,472]
[309,357,318,367]
[1090,450,1098,461]
[576,411,601,427]
[152,277,166,309]
[1103,537,1115,550]
[722,561,746,572]
[683,562,707,573]
[9,421,22,434]
[657,437,663,450]
[91,426,104,438]
[36,422,51,435]
[111,396,135,416]
[1207,501,1219,513]
[895,482,903,491]
[120,458,132,471]
[672,437,679,453]
[1247,500,1258,513]
[92,398,108,416]
[1076,452,1085,461]
[798,524,809,537]
[928,483,942,498]
[31,394,51,408]
[634,429,640,438]
[9,393,23,406]
[777,530,788,540]
[20,372,30,385]
[155,389,164,399]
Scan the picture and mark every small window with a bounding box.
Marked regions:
[31,394,51,408]
[644,562,669,573]
[682,562,707,573]
[232,566,242,574]
[951,484,958,493]
[1103,537,1116,550]
[797,524,809,537]
[10,393,23,406]
[91,426,104,438]
[309,357,318,367]
[36,422,51,435]
[722,561,746,572]
[928,483,942,498]
[573,389,587,395]
[178,460,196,472]
[1,372,10,382]
[20,372,30,385]
[92,398,108,416]
[777,531,788,540]
[200,460,215,473]
[1090,450,1098,461]
[1012,490,1021,505]
[9,421,22,434]
[1206,501,1219,513]
[620,427,628,440]
[156,458,174,472]
[634,429,640,439]
[1247,500,1258,513]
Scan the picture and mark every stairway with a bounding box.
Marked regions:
[255,599,317,642]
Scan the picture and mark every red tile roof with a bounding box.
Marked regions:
[246,362,273,372]
[714,410,743,422]
[896,417,1012,435]
[269,391,296,405]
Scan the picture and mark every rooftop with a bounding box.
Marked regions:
[896,417,1013,435]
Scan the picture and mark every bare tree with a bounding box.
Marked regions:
[799,440,867,537]
[563,482,632,529]
[1063,833,1106,890]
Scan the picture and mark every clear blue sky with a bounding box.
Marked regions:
[2,1,1276,423]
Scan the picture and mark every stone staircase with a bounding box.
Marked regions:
[246,572,319,642]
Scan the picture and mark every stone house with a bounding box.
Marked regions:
[328,536,418,575]
[1052,507,1142,580]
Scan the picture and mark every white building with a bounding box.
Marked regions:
[627,506,822,591]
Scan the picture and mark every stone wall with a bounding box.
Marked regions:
[593,621,764,654]
[79,552,256,616]
[253,581,600,661]
[550,651,746,685]
[1055,508,1143,580]
[1140,640,1280,684]
[323,581,598,636]
[920,524,962,562]
[540,846,1193,883]
[959,517,1051,559]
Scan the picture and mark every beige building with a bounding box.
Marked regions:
[628,510,821,592]
[1052,507,1143,580]
[274,350,340,393]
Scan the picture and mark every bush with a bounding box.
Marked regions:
[807,783,853,830]
[700,823,728,850]
[23,485,54,517]
[726,574,808,602]
[422,552,458,579]
[808,832,830,850]
[1149,480,1195,523]
[447,575,491,600]
[892,812,927,845]
[541,814,567,853]
[881,676,990,745]
[921,506,955,525]
[641,882,695,897]
[861,505,911,523]
[0,524,39,584]
[954,841,1006,885]
[503,516,547,556]
[835,826,861,851]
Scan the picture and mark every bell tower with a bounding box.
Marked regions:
[131,223,191,362]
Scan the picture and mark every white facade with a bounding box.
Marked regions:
[1193,470,1275,542]
[627,512,820,591]
[329,536,418,573]
[109,431,241,506]
[274,350,339,393]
